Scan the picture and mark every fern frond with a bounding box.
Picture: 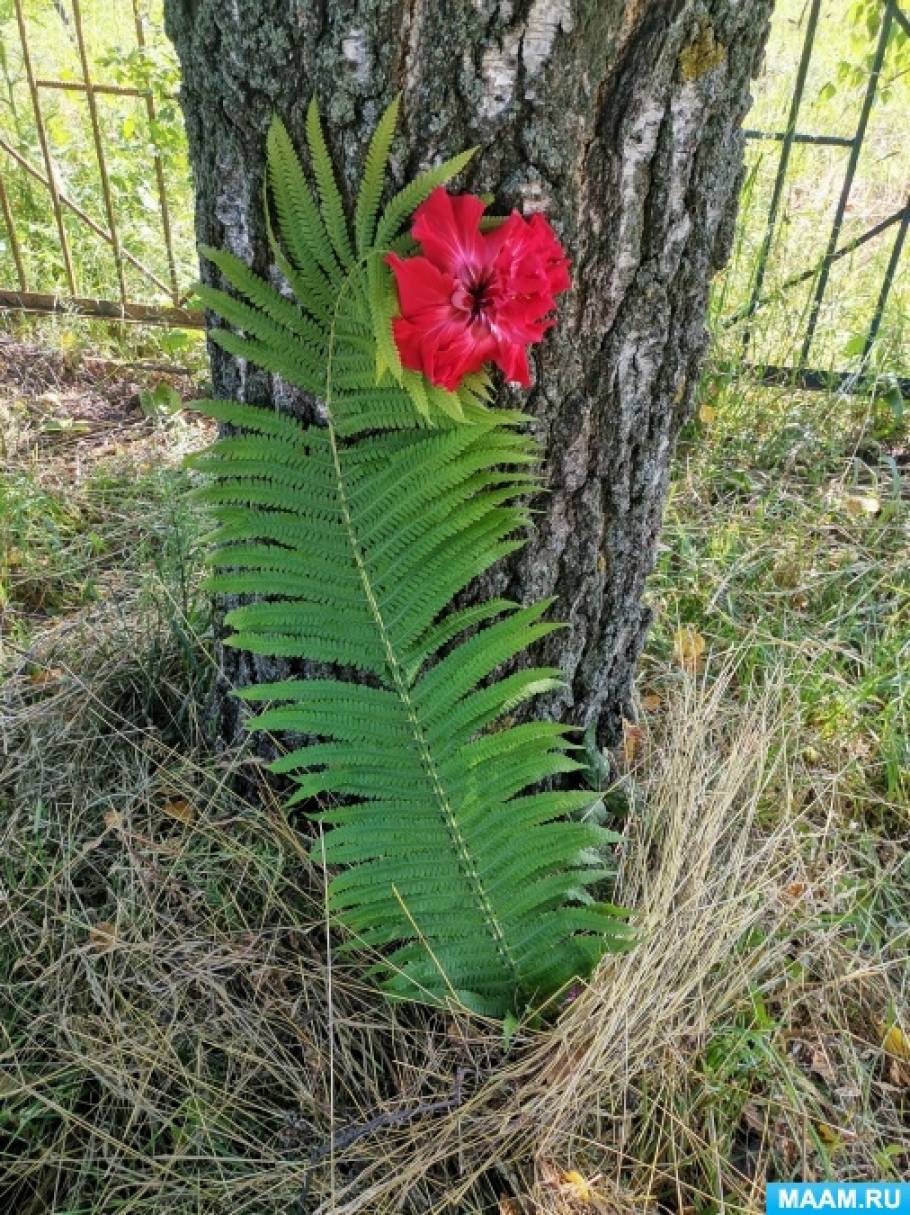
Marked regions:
[263,186,335,323]
[355,95,399,254]
[267,115,341,285]
[195,284,325,377]
[206,327,323,394]
[375,146,478,246]
[306,99,356,269]
[200,245,329,350]
[368,255,403,384]
[189,107,630,1017]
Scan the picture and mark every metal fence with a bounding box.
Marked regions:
[0,0,201,327]
[0,0,907,394]
[728,0,909,396]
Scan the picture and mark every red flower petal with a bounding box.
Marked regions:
[491,338,531,387]
[385,253,454,315]
[411,187,488,277]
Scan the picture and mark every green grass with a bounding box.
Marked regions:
[0,3,907,1206]
[2,0,907,384]
[0,0,194,310]
[2,448,201,640]
[646,378,909,807]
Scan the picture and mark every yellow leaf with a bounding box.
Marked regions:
[622,720,644,766]
[673,626,706,671]
[561,1169,593,1203]
[641,691,661,712]
[162,797,194,825]
[815,1121,842,1149]
[29,668,63,686]
[89,921,116,952]
[883,1023,910,1061]
[698,403,717,424]
[844,494,880,516]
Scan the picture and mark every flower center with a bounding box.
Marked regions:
[452,271,495,324]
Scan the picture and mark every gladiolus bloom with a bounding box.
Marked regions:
[385,187,570,392]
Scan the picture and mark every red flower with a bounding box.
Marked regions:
[385,188,570,392]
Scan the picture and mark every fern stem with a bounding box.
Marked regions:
[322,255,523,994]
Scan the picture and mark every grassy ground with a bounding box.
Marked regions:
[0,339,906,1213]
[1,0,907,378]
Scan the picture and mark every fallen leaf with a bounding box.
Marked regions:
[622,720,645,766]
[539,1161,562,1190]
[887,1058,910,1088]
[844,494,880,516]
[698,403,717,424]
[810,1043,837,1084]
[103,808,123,830]
[882,1022,910,1061]
[0,1072,21,1098]
[641,692,661,712]
[162,797,194,825]
[89,921,116,952]
[561,1169,593,1202]
[35,390,65,409]
[673,626,706,672]
[29,668,64,686]
[772,557,802,588]
[815,1121,842,1149]
[498,1200,522,1215]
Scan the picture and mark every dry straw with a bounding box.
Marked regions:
[1,610,906,1213]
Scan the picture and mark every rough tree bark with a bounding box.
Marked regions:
[165,0,772,754]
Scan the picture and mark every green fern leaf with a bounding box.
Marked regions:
[267,115,341,285]
[368,255,403,384]
[305,98,356,269]
[355,95,399,254]
[189,109,631,1018]
[375,146,478,246]
[200,244,328,350]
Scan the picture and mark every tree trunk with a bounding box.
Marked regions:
[165,0,772,753]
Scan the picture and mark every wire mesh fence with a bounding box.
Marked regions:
[0,0,907,393]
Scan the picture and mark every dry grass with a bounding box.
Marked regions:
[2,596,906,1213]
